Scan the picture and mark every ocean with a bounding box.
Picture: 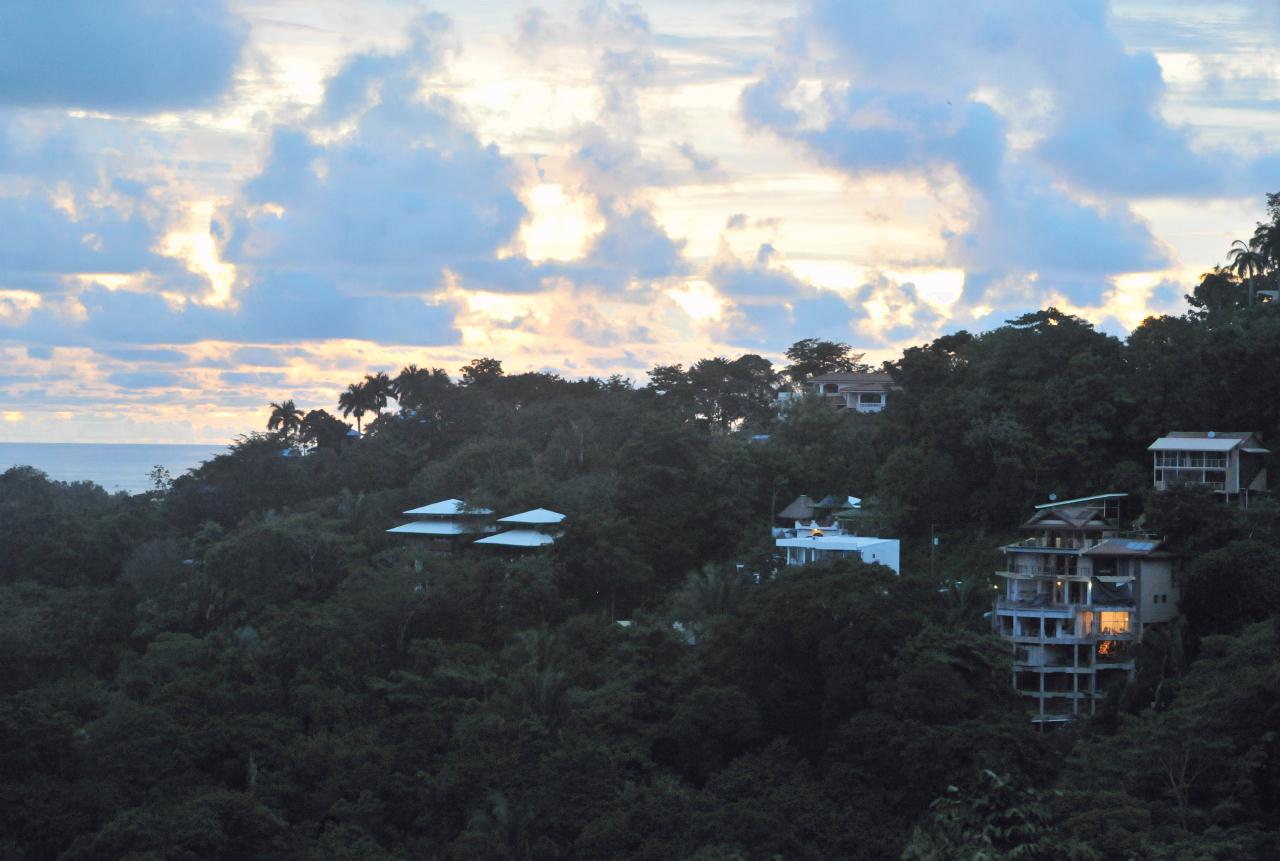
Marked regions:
[0,442,230,495]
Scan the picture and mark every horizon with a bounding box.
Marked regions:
[3,1,1280,443]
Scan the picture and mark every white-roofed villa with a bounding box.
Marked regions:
[386,498,496,553]
[387,502,567,557]
[772,493,901,574]
[475,508,567,551]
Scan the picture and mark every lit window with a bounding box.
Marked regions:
[1099,611,1130,634]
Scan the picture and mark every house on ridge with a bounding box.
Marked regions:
[474,507,566,551]
[1148,431,1269,506]
[773,494,900,574]
[386,498,496,553]
[801,371,895,413]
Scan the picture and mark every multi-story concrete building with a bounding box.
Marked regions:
[992,493,1179,726]
[1148,431,1269,506]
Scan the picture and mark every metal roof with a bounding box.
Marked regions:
[497,508,566,525]
[775,535,895,551]
[386,521,471,536]
[1148,437,1241,452]
[1083,538,1163,557]
[402,498,494,517]
[474,529,555,548]
[1034,492,1127,510]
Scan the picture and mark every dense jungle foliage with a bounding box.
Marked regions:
[5,248,1280,858]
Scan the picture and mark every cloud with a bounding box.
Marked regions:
[708,246,861,347]
[741,0,1255,321]
[106,370,189,390]
[555,202,688,295]
[0,0,248,112]
[217,10,527,301]
[0,195,163,288]
[10,277,461,349]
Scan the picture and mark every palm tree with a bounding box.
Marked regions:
[266,399,304,442]
[338,381,369,433]
[1226,239,1266,306]
[364,372,391,419]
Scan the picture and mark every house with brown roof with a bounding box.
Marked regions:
[992,493,1179,726]
[799,371,895,413]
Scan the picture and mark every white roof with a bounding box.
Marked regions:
[775,535,894,551]
[1034,492,1127,510]
[402,498,494,517]
[474,529,556,548]
[497,507,566,525]
[1148,437,1241,452]
[386,521,471,536]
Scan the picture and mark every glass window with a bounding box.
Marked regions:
[1099,611,1130,635]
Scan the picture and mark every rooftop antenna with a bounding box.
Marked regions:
[1208,430,1216,438]
[1048,493,1058,501]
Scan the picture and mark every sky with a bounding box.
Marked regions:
[1,0,1279,443]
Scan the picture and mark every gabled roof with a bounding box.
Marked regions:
[474,529,555,548]
[498,507,566,525]
[814,494,846,509]
[402,498,494,517]
[778,495,816,521]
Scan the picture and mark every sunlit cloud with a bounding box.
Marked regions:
[0,1,1278,441]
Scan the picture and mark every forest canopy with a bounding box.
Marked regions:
[5,201,1280,858]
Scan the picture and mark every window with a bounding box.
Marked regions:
[823,383,838,394]
[859,392,883,404]
[1099,611,1130,635]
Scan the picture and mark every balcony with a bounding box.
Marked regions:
[996,564,1091,580]
[1016,689,1104,701]
[1005,537,1099,553]
[994,597,1074,615]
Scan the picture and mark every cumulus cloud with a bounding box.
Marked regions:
[219,14,527,300]
[0,0,248,113]
[741,0,1250,319]
[708,245,859,347]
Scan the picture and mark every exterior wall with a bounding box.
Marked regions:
[1137,559,1179,626]
[861,539,899,573]
[780,539,901,574]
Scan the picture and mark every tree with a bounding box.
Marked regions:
[363,372,392,418]
[1227,239,1267,306]
[337,382,369,433]
[1178,540,1280,636]
[266,400,304,441]
[902,770,1098,861]
[298,409,352,451]
[782,338,868,384]
[460,357,504,386]
[391,364,452,412]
